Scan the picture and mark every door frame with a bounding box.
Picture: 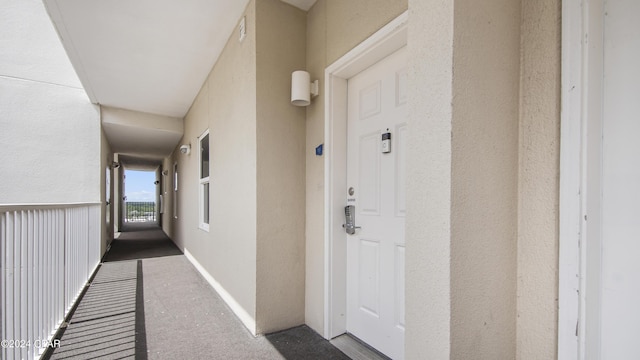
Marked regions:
[558,0,604,358]
[323,11,408,340]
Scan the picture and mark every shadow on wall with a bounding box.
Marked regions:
[44,260,148,360]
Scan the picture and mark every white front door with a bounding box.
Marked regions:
[346,46,407,360]
[600,0,640,357]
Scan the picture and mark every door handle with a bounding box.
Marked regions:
[342,205,361,235]
[342,223,361,235]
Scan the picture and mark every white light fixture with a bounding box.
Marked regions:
[291,70,319,106]
[180,144,191,155]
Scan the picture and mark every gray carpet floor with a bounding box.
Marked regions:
[45,224,350,360]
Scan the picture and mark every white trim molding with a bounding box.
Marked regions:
[559,0,604,358]
[323,10,408,340]
[184,248,257,335]
[0,202,102,212]
[198,129,210,232]
[558,1,584,358]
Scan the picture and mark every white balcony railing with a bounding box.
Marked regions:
[124,201,157,223]
[0,203,101,360]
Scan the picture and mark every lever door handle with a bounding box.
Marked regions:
[342,223,361,235]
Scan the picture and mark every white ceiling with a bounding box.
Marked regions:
[44,0,251,118]
[43,0,315,164]
[281,0,317,11]
[44,0,316,119]
[103,121,182,159]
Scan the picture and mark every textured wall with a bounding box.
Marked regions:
[0,0,82,89]
[325,0,408,64]
[406,0,527,357]
[177,0,258,332]
[255,0,307,334]
[0,0,101,205]
[0,79,101,204]
[304,0,408,336]
[450,0,521,358]
[169,0,561,355]
[176,0,309,335]
[405,0,454,358]
[304,0,328,334]
[517,0,561,358]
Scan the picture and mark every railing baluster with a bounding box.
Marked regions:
[26,210,33,359]
[0,204,100,360]
[124,201,157,223]
[1,212,6,360]
[13,212,20,360]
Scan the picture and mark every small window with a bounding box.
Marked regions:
[173,163,178,219]
[199,131,210,231]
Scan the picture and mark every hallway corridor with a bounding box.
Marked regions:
[45,226,350,360]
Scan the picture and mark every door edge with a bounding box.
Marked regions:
[323,10,408,341]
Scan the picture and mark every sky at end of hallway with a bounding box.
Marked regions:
[125,170,156,202]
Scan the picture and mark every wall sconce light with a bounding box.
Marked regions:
[180,144,191,155]
[291,70,319,106]
[111,161,120,169]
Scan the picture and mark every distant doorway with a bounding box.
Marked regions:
[123,170,159,228]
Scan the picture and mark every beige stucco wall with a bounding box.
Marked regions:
[304,0,408,336]
[172,0,560,355]
[405,0,454,358]
[176,0,258,331]
[450,0,521,358]
[255,0,307,334]
[406,0,560,358]
[175,0,307,335]
[325,0,409,65]
[304,0,327,334]
[517,0,561,358]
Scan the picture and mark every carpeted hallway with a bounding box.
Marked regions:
[45,224,350,360]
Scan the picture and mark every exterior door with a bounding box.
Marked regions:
[600,0,640,357]
[346,46,407,359]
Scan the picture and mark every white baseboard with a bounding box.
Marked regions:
[183,248,257,335]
